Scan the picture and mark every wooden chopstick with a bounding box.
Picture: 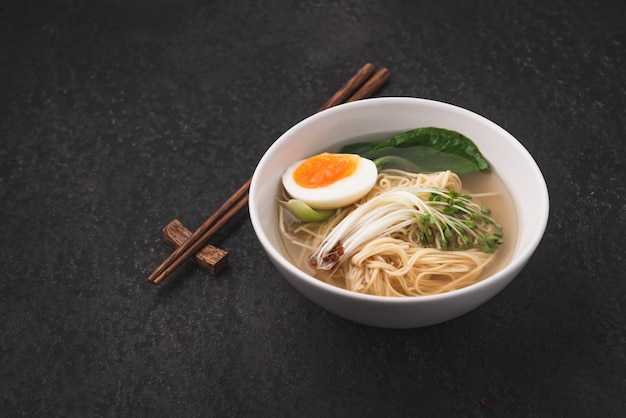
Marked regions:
[147,63,390,285]
[151,189,250,284]
[147,178,251,283]
[317,63,376,112]
[346,68,391,103]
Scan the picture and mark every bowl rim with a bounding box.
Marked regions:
[249,97,549,303]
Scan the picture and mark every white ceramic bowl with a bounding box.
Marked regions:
[249,97,549,328]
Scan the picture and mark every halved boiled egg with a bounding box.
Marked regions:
[282,152,378,210]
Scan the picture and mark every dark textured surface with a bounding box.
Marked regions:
[1,1,625,416]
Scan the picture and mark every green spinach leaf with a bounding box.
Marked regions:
[341,127,490,175]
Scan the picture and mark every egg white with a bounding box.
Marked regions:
[281,154,378,210]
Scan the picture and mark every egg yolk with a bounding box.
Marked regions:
[293,153,359,188]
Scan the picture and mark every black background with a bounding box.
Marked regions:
[1,1,624,416]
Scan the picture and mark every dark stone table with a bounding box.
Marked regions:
[2,1,624,416]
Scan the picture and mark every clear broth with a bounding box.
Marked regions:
[278,141,518,294]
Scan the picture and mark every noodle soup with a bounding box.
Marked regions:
[250,97,548,327]
[278,164,517,297]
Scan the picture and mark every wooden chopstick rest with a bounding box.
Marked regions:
[162,219,229,276]
[147,178,250,283]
